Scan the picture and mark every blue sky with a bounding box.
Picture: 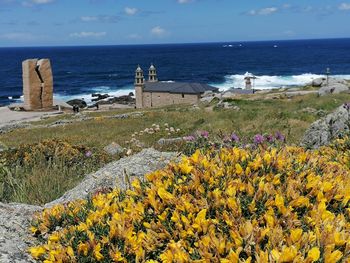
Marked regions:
[0,0,349,47]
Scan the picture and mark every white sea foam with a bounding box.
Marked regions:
[53,86,134,104]
[211,73,350,91]
[13,86,135,105]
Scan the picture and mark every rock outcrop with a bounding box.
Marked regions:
[46,148,177,206]
[66,99,87,108]
[301,105,350,149]
[310,77,350,96]
[0,203,41,263]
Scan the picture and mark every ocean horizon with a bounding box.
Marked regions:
[1,38,350,105]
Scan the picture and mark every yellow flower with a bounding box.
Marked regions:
[111,250,124,262]
[178,159,193,174]
[157,187,174,201]
[78,242,89,256]
[94,243,104,261]
[290,229,303,243]
[279,246,297,262]
[235,163,243,175]
[29,246,46,259]
[67,246,74,258]
[334,232,346,246]
[307,247,320,262]
[325,250,343,263]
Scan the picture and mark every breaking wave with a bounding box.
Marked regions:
[211,73,350,91]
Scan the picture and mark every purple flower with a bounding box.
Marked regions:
[344,102,350,111]
[275,131,285,142]
[183,135,196,142]
[85,151,92,157]
[253,134,265,144]
[231,133,240,143]
[200,130,209,138]
[265,134,275,143]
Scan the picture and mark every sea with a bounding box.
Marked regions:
[1,38,350,106]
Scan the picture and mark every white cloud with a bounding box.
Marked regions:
[127,33,142,39]
[339,3,350,10]
[248,7,278,16]
[151,26,166,36]
[0,32,36,41]
[31,0,53,3]
[124,7,138,15]
[22,0,54,6]
[177,0,193,4]
[80,15,119,23]
[70,31,107,38]
[80,16,98,22]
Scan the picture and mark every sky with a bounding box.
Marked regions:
[0,0,349,47]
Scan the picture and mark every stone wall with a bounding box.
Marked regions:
[135,86,144,108]
[22,59,53,111]
[142,92,200,108]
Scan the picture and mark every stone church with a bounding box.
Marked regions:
[135,64,218,108]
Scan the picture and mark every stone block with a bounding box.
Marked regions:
[22,58,53,110]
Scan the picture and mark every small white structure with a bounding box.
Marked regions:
[244,72,257,90]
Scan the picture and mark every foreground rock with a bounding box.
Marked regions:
[46,148,177,206]
[301,105,350,149]
[0,203,41,263]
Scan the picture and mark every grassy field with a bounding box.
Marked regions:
[1,92,350,205]
[1,93,350,149]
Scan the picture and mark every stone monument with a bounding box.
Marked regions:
[22,58,53,110]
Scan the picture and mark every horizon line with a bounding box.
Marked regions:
[0,37,350,49]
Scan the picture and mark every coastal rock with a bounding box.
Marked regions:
[66,99,87,108]
[301,105,350,149]
[0,202,41,263]
[311,77,347,87]
[46,148,177,206]
[107,112,144,119]
[98,95,135,105]
[103,142,124,156]
[318,83,349,96]
[216,100,240,110]
[92,94,110,102]
[311,78,324,87]
[158,137,184,145]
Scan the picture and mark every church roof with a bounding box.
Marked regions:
[144,82,218,94]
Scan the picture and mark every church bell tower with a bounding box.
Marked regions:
[135,65,145,108]
[148,63,158,82]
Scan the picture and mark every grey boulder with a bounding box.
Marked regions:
[301,105,350,149]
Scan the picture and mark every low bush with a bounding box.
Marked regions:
[29,137,350,262]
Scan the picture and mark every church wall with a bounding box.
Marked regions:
[142,92,200,108]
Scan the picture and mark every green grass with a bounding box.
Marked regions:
[1,94,350,149]
[1,158,95,205]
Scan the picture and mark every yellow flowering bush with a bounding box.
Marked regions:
[30,138,350,262]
